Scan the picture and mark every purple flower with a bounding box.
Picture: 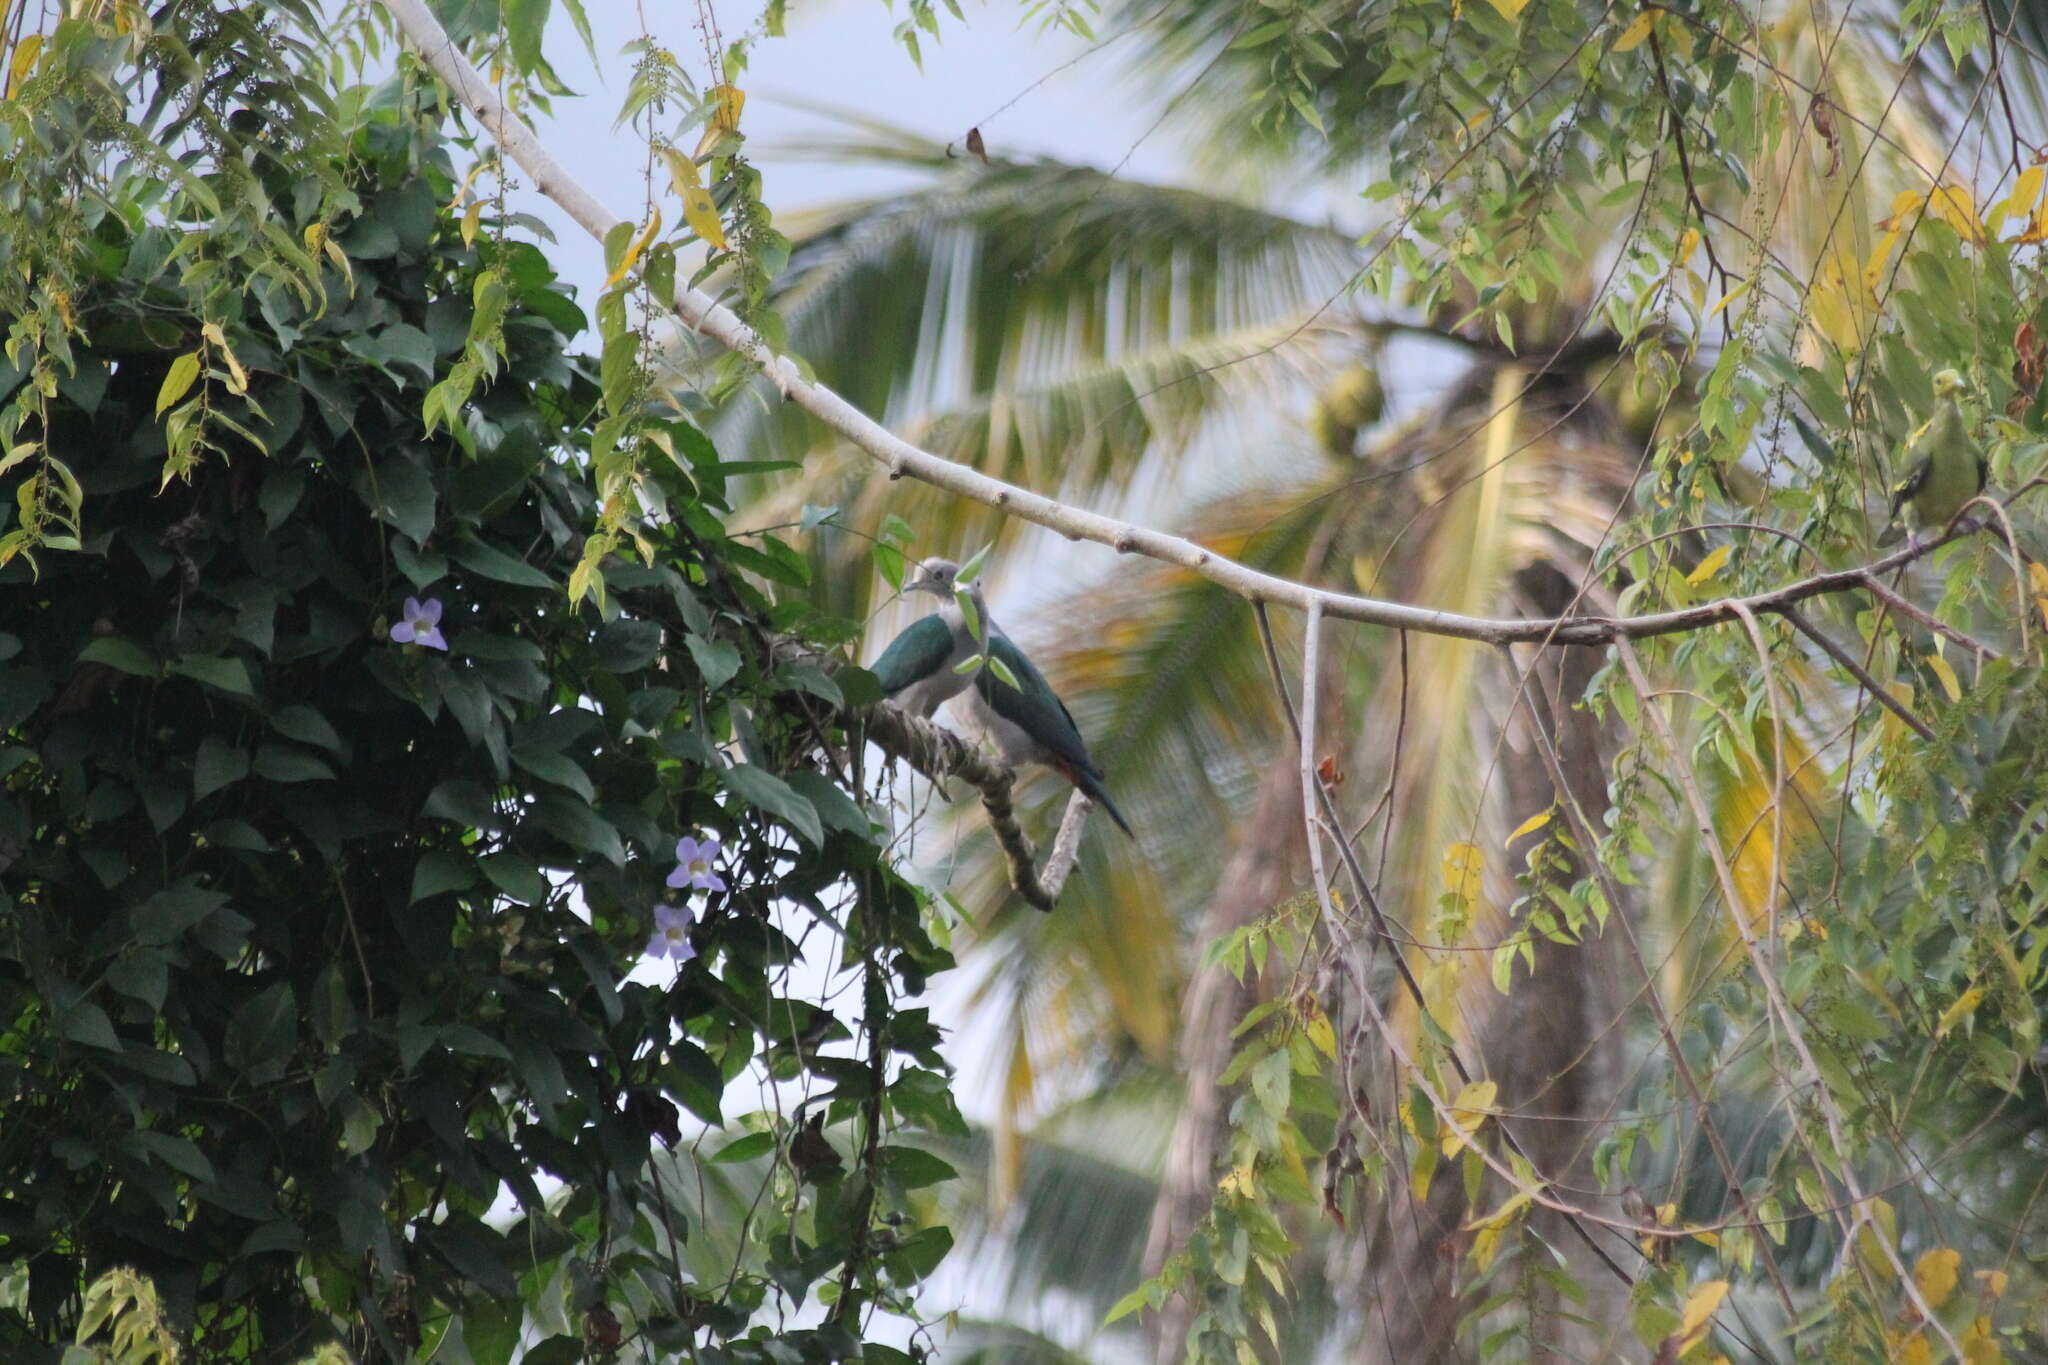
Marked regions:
[645,903,698,963]
[667,834,726,893]
[389,596,448,651]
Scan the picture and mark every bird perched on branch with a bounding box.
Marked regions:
[870,555,1133,837]
[1884,368,1986,545]
[868,557,984,717]
[962,632,1134,839]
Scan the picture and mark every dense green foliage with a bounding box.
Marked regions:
[0,7,958,1362]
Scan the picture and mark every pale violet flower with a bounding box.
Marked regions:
[645,904,698,963]
[667,834,726,893]
[389,596,448,651]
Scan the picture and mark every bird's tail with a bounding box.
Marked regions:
[1065,763,1135,839]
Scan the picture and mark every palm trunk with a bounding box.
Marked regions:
[1353,566,1627,1364]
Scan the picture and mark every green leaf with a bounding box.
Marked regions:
[686,633,742,690]
[356,457,437,544]
[711,1131,775,1164]
[270,704,344,752]
[426,1215,517,1299]
[223,982,296,1078]
[452,537,556,589]
[955,542,991,584]
[131,883,228,945]
[78,637,156,676]
[252,746,335,783]
[721,764,823,847]
[511,746,595,803]
[879,1146,958,1190]
[156,351,201,417]
[874,542,905,592]
[592,619,661,672]
[412,851,477,903]
[170,655,253,696]
[194,735,249,799]
[480,853,548,905]
[787,771,871,836]
[127,1130,217,1183]
[106,952,168,1012]
[59,1000,120,1049]
[531,793,624,864]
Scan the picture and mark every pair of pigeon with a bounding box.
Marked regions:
[869,558,1133,837]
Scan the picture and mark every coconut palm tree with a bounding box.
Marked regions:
[679,1,2000,1352]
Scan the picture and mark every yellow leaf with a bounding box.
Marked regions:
[1928,184,1985,243]
[659,145,702,194]
[1442,842,1482,901]
[1507,808,1552,845]
[1218,1161,1256,1196]
[1471,1220,1502,1271]
[680,185,728,251]
[446,160,489,212]
[156,352,202,418]
[1895,1331,1934,1365]
[1481,0,1531,21]
[695,83,746,155]
[1927,651,1963,703]
[1679,1279,1729,1344]
[6,33,43,99]
[1963,1314,2004,1365]
[1856,1199,1899,1281]
[1975,1268,2009,1299]
[1996,165,2044,232]
[1885,189,1928,227]
[1914,1247,1961,1309]
[1707,281,1749,319]
[1937,986,1985,1038]
[1302,1000,1338,1060]
[1441,1079,1496,1158]
[713,84,746,132]
[2028,561,2048,630]
[1464,1186,1534,1232]
[603,208,663,290]
[1613,11,1656,50]
[1686,543,1732,585]
[1676,228,1701,267]
[461,200,483,249]
[2025,198,2048,245]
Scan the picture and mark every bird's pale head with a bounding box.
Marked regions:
[906,557,961,597]
[1932,368,1967,398]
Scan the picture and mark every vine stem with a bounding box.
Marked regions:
[379,0,1991,652]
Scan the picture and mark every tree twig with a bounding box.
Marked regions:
[377,0,2012,656]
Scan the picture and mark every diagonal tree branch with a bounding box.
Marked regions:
[379,0,2008,655]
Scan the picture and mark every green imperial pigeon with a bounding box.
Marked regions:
[963,632,1134,839]
[1885,368,1987,544]
[868,558,984,717]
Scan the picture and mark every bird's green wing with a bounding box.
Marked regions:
[871,614,954,695]
[979,635,1097,774]
[979,635,1135,836]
